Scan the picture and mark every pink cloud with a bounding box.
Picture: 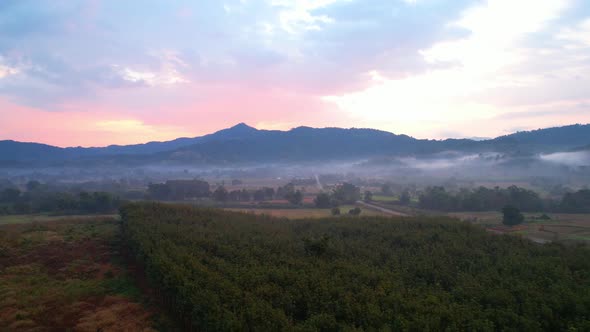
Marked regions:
[0,82,352,147]
[0,98,189,147]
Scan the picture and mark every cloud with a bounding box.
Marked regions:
[0,0,588,146]
[0,0,475,104]
[0,65,18,79]
[558,18,590,47]
[323,0,590,139]
[269,0,345,33]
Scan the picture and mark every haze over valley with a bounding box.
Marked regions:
[1,0,590,330]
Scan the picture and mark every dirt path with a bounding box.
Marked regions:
[356,201,409,217]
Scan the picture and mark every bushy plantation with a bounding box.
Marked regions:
[121,203,590,331]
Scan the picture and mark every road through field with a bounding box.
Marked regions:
[356,201,409,216]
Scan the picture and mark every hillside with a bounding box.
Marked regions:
[494,124,590,149]
[0,140,70,161]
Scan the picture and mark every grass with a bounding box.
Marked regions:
[371,194,397,202]
[226,204,389,219]
[0,215,159,330]
[448,211,590,244]
[567,234,590,241]
[0,213,118,225]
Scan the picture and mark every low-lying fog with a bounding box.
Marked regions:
[540,151,590,166]
[0,151,588,190]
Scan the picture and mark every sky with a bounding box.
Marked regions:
[0,0,589,147]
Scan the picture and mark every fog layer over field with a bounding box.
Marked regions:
[540,151,590,166]
[0,151,588,190]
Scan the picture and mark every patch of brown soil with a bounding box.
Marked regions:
[74,296,156,332]
[1,240,112,277]
[32,296,155,332]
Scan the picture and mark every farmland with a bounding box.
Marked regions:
[449,211,590,244]
[0,215,170,331]
[0,214,118,226]
[226,204,389,218]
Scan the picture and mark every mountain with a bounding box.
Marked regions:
[493,124,590,150]
[162,126,425,163]
[0,140,69,161]
[571,144,590,152]
[0,123,260,161]
[0,123,589,165]
[67,123,261,158]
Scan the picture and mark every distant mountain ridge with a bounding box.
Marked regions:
[493,124,590,147]
[0,123,589,165]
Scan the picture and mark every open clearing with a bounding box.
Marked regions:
[226,204,389,218]
[0,214,118,225]
[449,211,590,244]
[0,216,167,331]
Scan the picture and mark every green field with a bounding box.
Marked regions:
[226,204,389,218]
[371,194,397,202]
[0,214,118,225]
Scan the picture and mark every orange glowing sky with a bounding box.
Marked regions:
[0,0,589,147]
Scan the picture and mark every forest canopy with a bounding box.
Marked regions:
[121,203,590,331]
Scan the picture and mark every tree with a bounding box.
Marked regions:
[381,183,394,196]
[229,190,242,202]
[277,183,295,199]
[348,207,362,216]
[333,183,361,204]
[502,205,524,226]
[304,236,330,256]
[400,190,411,205]
[331,207,341,216]
[213,186,229,202]
[286,190,303,206]
[264,187,275,200]
[120,202,590,331]
[253,189,266,201]
[26,180,42,192]
[93,192,118,213]
[364,191,373,202]
[560,189,590,213]
[12,200,31,213]
[148,183,172,200]
[314,193,331,208]
[165,180,210,200]
[240,189,251,202]
[0,188,21,203]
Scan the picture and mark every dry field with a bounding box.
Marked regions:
[0,216,170,331]
[448,211,590,244]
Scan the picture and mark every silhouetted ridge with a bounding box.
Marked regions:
[0,123,588,164]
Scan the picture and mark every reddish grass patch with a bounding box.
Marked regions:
[0,217,158,331]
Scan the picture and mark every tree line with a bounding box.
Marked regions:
[211,183,304,205]
[121,202,590,331]
[314,182,361,208]
[0,181,120,215]
[148,180,306,205]
[418,185,590,213]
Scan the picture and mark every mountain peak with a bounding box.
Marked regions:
[205,122,259,141]
[229,122,257,131]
